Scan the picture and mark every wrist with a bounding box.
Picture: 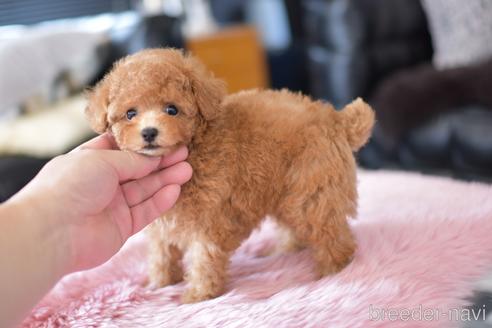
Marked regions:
[1,193,72,278]
[0,195,73,325]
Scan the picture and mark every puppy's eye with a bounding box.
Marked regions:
[126,108,137,120]
[165,105,179,116]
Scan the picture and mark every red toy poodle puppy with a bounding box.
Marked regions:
[85,48,375,303]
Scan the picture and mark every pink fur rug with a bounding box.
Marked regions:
[22,171,492,327]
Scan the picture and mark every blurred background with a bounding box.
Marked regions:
[1,0,492,203]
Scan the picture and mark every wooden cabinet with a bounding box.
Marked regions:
[186,26,269,93]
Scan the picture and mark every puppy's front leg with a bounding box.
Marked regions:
[148,242,184,288]
[182,240,229,303]
[147,221,184,288]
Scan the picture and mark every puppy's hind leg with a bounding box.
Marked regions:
[308,213,356,277]
[277,137,358,277]
[277,191,356,278]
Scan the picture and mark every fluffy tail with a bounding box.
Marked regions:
[339,98,375,151]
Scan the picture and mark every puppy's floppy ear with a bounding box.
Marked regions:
[184,54,226,120]
[85,78,111,134]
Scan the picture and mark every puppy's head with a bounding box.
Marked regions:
[85,48,226,156]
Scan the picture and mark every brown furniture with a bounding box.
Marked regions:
[186,25,269,93]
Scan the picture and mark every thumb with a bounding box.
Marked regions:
[91,150,161,182]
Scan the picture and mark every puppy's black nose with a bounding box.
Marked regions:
[141,127,158,142]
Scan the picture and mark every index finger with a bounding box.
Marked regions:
[159,146,189,169]
[71,133,119,152]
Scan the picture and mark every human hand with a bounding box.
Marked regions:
[12,133,192,273]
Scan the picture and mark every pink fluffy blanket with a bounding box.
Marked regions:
[22,171,492,327]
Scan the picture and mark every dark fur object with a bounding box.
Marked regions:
[371,58,492,138]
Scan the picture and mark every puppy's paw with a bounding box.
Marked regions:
[258,240,305,258]
[181,288,209,303]
[147,267,184,289]
[181,287,219,303]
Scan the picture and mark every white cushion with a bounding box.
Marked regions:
[421,0,492,69]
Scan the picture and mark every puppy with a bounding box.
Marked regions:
[85,48,375,303]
